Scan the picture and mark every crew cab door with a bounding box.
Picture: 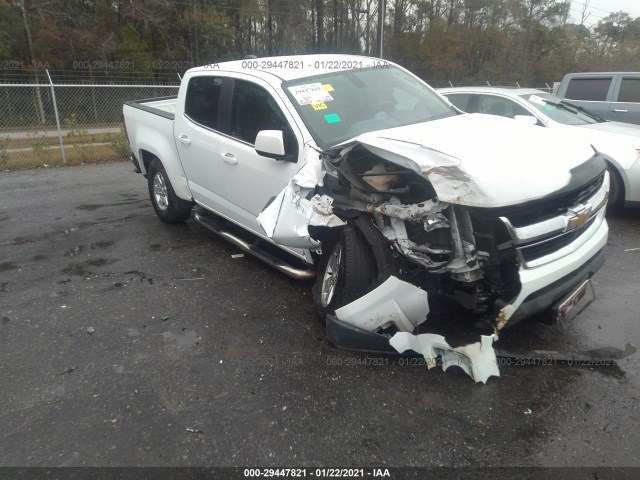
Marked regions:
[216,77,305,235]
[609,74,640,125]
[173,74,231,215]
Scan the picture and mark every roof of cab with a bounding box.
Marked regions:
[439,86,548,96]
[185,54,391,82]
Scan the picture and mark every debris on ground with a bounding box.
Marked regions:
[57,367,76,375]
[186,427,203,434]
[390,332,500,383]
[161,315,170,322]
[231,253,245,259]
[86,327,95,334]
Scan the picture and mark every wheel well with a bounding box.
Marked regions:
[606,161,625,203]
[140,150,158,175]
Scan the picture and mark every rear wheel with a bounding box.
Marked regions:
[313,226,376,322]
[147,158,193,223]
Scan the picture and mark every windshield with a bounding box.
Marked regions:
[520,93,603,126]
[283,66,456,149]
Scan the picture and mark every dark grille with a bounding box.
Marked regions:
[519,216,597,262]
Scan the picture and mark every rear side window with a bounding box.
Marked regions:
[565,78,611,101]
[184,76,223,129]
[617,78,640,102]
[445,93,474,112]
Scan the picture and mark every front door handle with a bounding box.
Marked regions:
[221,153,238,165]
[613,109,628,113]
[177,134,191,145]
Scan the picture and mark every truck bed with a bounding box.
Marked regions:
[124,96,178,120]
[122,96,190,201]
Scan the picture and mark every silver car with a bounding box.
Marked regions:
[440,87,640,209]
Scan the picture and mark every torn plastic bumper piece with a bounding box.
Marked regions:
[327,275,499,383]
[325,315,501,383]
[326,314,399,354]
[325,275,429,353]
[334,276,429,332]
[391,332,500,384]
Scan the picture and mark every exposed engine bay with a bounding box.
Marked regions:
[258,140,609,383]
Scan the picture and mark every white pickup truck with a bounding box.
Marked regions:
[123,54,609,382]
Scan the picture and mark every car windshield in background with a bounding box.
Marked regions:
[520,93,602,126]
[283,67,456,149]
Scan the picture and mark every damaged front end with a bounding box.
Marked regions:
[257,137,608,383]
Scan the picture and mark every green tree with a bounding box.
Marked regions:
[116,22,154,72]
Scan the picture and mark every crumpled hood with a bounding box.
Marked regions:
[353,113,597,208]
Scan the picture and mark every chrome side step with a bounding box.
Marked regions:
[194,212,316,281]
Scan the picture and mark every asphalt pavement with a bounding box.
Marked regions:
[0,162,639,470]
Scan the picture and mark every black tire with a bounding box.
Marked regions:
[607,164,624,213]
[312,226,376,322]
[147,158,193,223]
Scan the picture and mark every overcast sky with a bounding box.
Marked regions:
[569,0,640,27]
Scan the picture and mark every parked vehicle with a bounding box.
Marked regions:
[123,55,609,382]
[555,72,640,125]
[439,86,640,209]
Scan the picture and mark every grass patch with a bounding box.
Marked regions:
[2,144,129,170]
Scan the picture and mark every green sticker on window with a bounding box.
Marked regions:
[324,113,341,124]
[544,105,554,111]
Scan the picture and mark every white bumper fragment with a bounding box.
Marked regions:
[335,276,429,332]
[390,332,500,383]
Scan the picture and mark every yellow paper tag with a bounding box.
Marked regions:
[312,101,328,110]
[321,84,334,92]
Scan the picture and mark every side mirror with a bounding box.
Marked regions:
[514,115,539,126]
[255,130,286,159]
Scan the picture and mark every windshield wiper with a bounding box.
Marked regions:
[539,99,604,123]
[560,100,606,123]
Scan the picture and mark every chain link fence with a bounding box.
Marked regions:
[0,72,179,170]
[0,69,557,171]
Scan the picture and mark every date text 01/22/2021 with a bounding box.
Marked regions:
[244,468,391,477]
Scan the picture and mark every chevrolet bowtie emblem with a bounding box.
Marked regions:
[569,208,591,229]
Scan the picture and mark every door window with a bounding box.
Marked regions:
[184,76,224,129]
[565,78,611,101]
[476,95,531,118]
[229,80,297,157]
[617,78,640,103]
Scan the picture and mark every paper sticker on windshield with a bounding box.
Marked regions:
[312,101,327,110]
[529,95,547,106]
[288,83,334,105]
[324,113,341,124]
[321,84,334,92]
[544,105,555,111]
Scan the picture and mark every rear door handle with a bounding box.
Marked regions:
[221,153,238,165]
[177,134,191,145]
[613,109,628,113]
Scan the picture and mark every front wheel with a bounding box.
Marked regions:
[147,158,193,223]
[312,227,376,322]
